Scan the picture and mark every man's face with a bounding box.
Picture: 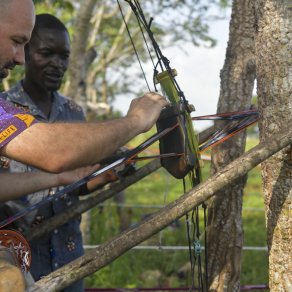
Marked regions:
[25,28,70,92]
[0,0,35,79]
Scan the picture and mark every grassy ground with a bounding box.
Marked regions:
[85,134,268,289]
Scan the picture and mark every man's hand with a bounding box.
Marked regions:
[56,164,100,185]
[86,168,118,192]
[56,164,118,193]
[126,92,169,133]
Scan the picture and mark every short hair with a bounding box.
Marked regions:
[33,13,68,35]
[25,14,69,59]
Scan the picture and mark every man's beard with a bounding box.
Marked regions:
[0,62,15,79]
[0,68,8,79]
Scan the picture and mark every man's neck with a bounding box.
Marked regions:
[22,80,53,118]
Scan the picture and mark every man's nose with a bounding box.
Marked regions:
[50,56,64,68]
[14,46,25,65]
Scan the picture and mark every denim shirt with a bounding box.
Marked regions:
[0,81,86,287]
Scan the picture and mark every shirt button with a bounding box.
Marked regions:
[50,248,56,258]
[54,229,58,234]
[49,189,55,195]
[54,263,59,268]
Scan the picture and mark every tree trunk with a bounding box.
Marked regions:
[254,0,292,290]
[61,0,98,243]
[207,0,256,291]
[63,0,97,110]
[27,126,292,292]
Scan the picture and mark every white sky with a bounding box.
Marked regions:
[113,9,231,131]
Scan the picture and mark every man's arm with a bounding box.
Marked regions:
[0,164,100,202]
[1,93,168,172]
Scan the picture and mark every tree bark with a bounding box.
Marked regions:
[207,0,256,291]
[254,0,292,290]
[27,126,292,292]
[60,0,98,243]
[63,0,97,110]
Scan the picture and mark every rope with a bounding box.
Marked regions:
[117,0,151,91]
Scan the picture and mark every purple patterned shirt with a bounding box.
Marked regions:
[0,97,37,149]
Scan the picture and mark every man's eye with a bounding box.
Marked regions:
[12,39,23,45]
[40,52,52,57]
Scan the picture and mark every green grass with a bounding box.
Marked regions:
[85,135,268,288]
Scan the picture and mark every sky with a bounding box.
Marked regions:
[113,9,232,131]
